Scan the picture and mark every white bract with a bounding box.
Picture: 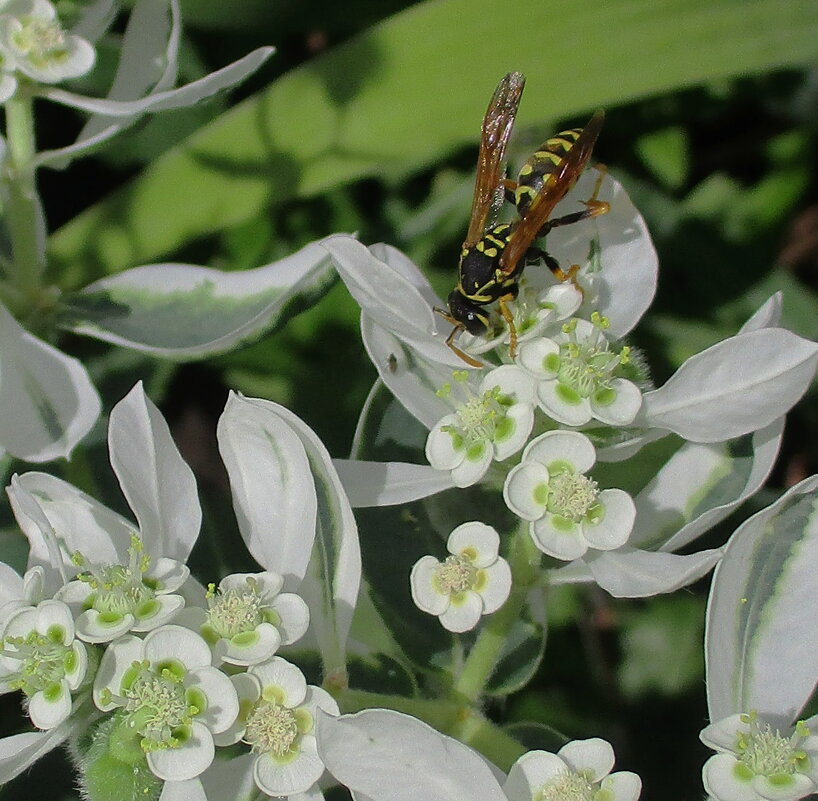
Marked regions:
[701,712,818,801]
[504,431,636,561]
[0,0,94,85]
[425,365,535,487]
[504,739,642,801]
[56,533,189,643]
[410,522,511,632]
[518,314,643,427]
[93,625,238,782]
[0,599,88,729]
[219,656,339,796]
[182,572,310,666]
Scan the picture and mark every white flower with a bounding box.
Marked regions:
[410,522,512,632]
[518,314,643,427]
[93,625,239,782]
[504,431,636,561]
[0,564,46,628]
[56,533,189,643]
[0,599,88,729]
[180,571,310,666]
[219,656,339,797]
[0,0,95,84]
[425,365,536,487]
[504,739,641,801]
[701,712,818,801]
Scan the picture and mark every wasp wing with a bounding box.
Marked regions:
[463,72,525,248]
[499,109,604,274]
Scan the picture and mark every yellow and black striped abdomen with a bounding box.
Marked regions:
[514,127,582,215]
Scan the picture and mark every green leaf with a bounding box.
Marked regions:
[49,0,818,272]
[635,126,689,190]
[485,613,546,697]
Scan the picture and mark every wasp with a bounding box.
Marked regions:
[436,72,609,367]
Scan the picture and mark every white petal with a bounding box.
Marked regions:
[558,738,614,781]
[602,771,642,801]
[218,622,282,666]
[185,666,239,734]
[478,559,512,614]
[439,592,483,632]
[254,737,326,796]
[702,754,757,801]
[518,338,560,379]
[410,556,448,615]
[270,593,310,645]
[250,656,307,707]
[159,779,206,801]
[537,380,593,426]
[28,682,71,729]
[700,715,746,751]
[481,365,536,405]
[33,600,74,641]
[505,751,569,801]
[503,462,550,521]
[591,378,643,426]
[523,430,597,474]
[0,564,24,610]
[447,522,500,566]
[76,609,135,643]
[93,634,143,710]
[581,489,635,551]
[301,686,340,721]
[131,594,186,631]
[540,282,583,320]
[493,403,534,461]
[752,773,815,801]
[148,558,190,593]
[531,515,588,561]
[220,571,284,598]
[450,443,493,488]
[148,721,214,781]
[0,727,71,784]
[425,417,465,471]
[212,674,260,747]
[65,642,88,690]
[143,625,211,669]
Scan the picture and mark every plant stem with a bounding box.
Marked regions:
[452,524,540,704]
[3,87,45,297]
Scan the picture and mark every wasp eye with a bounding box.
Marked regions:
[448,292,488,336]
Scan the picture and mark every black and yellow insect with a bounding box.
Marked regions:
[437,72,609,367]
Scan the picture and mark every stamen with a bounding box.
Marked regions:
[434,555,477,595]
[244,701,300,757]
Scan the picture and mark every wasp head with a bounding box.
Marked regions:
[447,290,489,336]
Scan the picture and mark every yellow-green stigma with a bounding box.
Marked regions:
[244,700,300,758]
[434,555,477,595]
[206,579,265,639]
[547,472,599,522]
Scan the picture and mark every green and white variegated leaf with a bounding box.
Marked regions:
[217,393,318,588]
[581,547,722,598]
[638,328,818,442]
[158,779,206,801]
[705,474,818,726]
[250,397,361,680]
[316,709,508,801]
[0,724,73,784]
[108,382,201,563]
[631,419,784,552]
[57,240,334,358]
[739,292,782,333]
[332,458,454,507]
[0,301,100,462]
[71,0,117,43]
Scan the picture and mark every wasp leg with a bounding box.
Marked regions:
[536,165,610,238]
[445,323,484,368]
[503,178,519,205]
[498,294,519,358]
[527,247,584,296]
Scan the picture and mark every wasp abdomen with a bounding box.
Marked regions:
[514,127,583,215]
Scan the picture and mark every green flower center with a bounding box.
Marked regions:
[434,554,477,595]
[206,579,265,639]
[1,626,74,696]
[556,316,630,398]
[244,700,300,757]
[547,471,599,522]
[736,714,811,777]
[440,383,511,449]
[13,17,68,64]
[73,535,157,618]
[536,770,596,801]
[121,661,197,752]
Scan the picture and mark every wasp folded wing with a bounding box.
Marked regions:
[463,71,526,249]
[498,109,605,275]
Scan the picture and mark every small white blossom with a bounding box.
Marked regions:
[410,522,512,632]
[701,712,818,801]
[518,314,642,427]
[0,599,88,729]
[0,0,95,84]
[56,533,189,643]
[93,625,239,782]
[504,431,635,561]
[218,656,339,797]
[504,739,641,801]
[180,571,310,666]
[425,365,535,487]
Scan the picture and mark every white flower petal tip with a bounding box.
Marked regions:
[410,522,511,631]
[504,431,633,561]
[701,713,818,801]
